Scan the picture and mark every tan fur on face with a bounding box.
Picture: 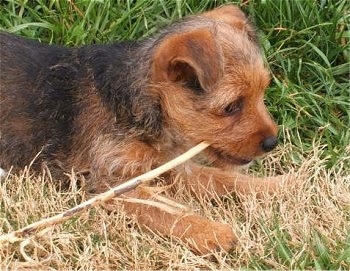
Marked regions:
[150,14,277,168]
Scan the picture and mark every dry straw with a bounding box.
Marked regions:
[0,142,210,245]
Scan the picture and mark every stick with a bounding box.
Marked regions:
[0,142,209,245]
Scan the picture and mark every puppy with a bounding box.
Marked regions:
[0,5,280,254]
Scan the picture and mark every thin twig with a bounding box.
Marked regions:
[0,142,209,245]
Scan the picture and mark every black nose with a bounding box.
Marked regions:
[261,136,278,152]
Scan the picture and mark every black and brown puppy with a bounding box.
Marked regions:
[0,5,280,254]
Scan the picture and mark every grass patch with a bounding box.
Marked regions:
[0,0,349,269]
[0,142,349,269]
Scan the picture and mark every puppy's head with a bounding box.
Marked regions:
[150,5,278,168]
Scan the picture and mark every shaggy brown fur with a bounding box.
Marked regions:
[0,5,280,254]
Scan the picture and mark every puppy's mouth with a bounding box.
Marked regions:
[208,146,253,166]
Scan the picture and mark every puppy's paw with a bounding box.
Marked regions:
[267,173,294,186]
[182,218,237,255]
[258,173,295,196]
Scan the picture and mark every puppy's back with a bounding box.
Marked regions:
[0,32,76,170]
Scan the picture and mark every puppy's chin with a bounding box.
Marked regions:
[193,150,254,172]
[213,159,254,173]
[204,146,253,168]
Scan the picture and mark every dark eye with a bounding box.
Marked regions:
[224,99,243,116]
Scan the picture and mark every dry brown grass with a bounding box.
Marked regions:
[0,139,349,270]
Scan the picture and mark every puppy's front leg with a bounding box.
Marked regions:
[119,187,237,254]
[176,163,282,199]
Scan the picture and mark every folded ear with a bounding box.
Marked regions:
[152,29,222,92]
[203,5,256,41]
